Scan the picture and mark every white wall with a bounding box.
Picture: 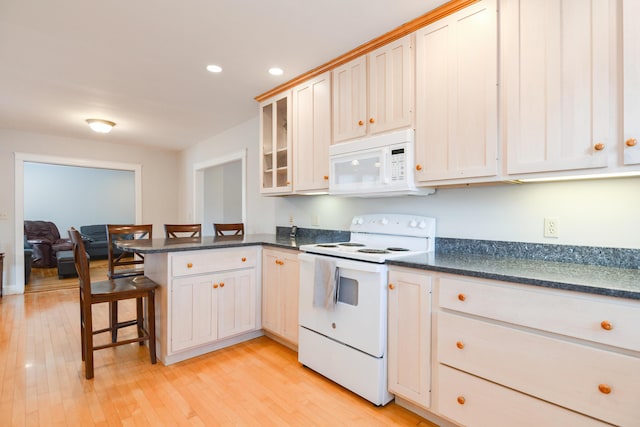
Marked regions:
[204,165,224,233]
[276,177,640,249]
[179,117,276,234]
[24,162,135,233]
[0,128,180,291]
[222,161,242,222]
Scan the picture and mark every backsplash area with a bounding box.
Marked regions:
[281,226,640,269]
[276,226,349,243]
[436,238,640,269]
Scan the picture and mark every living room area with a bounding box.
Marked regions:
[22,161,136,293]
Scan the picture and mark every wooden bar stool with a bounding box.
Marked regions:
[106,224,152,343]
[164,224,202,238]
[69,228,158,379]
[213,223,244,236]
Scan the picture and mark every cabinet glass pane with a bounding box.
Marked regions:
[262,103,274,189]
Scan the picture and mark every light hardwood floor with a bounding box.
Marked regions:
[26,259,110,294]
[0,287,438,426]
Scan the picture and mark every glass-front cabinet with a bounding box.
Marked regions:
[260,91,292,194]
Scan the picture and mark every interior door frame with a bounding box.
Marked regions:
[12,152,142,295]
[192,149,247,235]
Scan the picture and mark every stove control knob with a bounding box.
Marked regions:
[418,220,427,229]
[409,219,418,228]
[380,217,389,225]
[352,217,364,225]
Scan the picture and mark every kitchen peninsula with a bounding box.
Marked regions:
[116,234,307,365]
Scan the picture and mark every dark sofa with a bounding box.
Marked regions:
[80,224,125,260]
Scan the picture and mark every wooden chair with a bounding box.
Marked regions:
[164,224,202,238]
[214,223,244,236]
[106,224,153,343]
[69,227,157,379]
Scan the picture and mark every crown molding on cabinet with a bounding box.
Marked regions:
[255,0,479,102]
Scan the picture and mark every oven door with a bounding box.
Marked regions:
[298,252,388,358]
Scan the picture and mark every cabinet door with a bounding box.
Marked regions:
[387,269,432,408]
[171,275,217,353]
[216,269,257,340]
[368,34,414,136]
[502,0,611,175]
[262,248,300,345]
[293,72,331,192]
[623,0,640,165]
[332,56,367,142]
[261,250,281,333]
[260,91,292,194]
[279,251,300,344]
[415,0,497,182]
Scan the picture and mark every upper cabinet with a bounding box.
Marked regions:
[501,0,612,176]
[260,91,292,194]
[414,0,498,184]
[332,34,414,143]
[293,72,332,192]
[623,0,640,166]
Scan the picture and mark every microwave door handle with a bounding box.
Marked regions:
[381,148,390,184]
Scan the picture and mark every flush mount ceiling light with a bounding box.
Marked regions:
[206,64,222,73]
[86,118,116,134]
[268,67,284,76]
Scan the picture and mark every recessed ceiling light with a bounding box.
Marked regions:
[206,65,222,73]
[268,67,284,76]
[86,118,116,134]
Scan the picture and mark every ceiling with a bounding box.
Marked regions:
[0,0,448,151]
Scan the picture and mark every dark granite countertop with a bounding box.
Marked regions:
[387,253,640,300]
[115,233,314,253]
[117,233,640,301]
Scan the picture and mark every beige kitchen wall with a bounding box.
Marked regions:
[178,116,277,235]
[0,128,180,293]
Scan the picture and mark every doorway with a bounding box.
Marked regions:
[193,150,246,236]
[13,152,142,295]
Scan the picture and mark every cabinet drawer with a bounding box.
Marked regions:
[437,365,611,427]
[438,311,639,426]
[438,275,640,352]
[171,247,257,277]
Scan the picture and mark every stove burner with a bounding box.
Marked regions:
[357,249,391,254]
[339,242,366,247]
[316,244,338,247]
[387,247,410,251]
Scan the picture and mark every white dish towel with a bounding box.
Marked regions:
[313,258,339,310]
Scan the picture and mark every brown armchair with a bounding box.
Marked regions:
[24,220,73,268]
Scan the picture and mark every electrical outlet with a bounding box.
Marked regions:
[0,211,7,220]
[312,214,319,226]
[544,217,559,238]
[289,214,294,225]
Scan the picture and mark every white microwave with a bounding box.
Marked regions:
[329,129,434,197]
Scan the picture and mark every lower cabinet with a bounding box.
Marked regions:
[435,274,640,427]
[171,269,256,353]
[262,247,300,346]
[387,267,640,426]
[387,268,432,409]
[148,246,261,365]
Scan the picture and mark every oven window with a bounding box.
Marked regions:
[337,277,358,306]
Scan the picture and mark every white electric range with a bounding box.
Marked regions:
[298,214,435,263]
[297,214,436,406]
